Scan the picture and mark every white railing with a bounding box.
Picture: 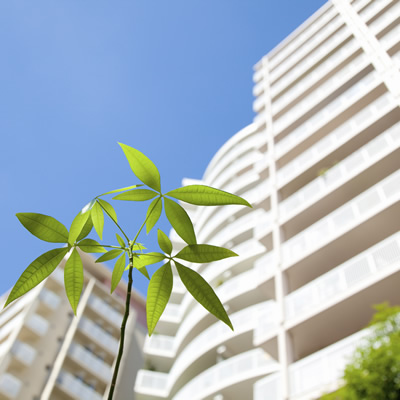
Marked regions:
[68,342,112,381]
[277,91,395,187]
[289,329,370,398]
[78,317,119,354]
[25,313,49,336]
[286,232,400,322]
[134,370,168,396]
[282,169,400,267]
[11,340,37,365]
[360,0,393,24]
[254,251,275,281]
[280,116,400,220]
[254,210,273,239]
[39,287,61,310]
[369,1,400,35]
[87,295,123,327]
[254,372,282,400]
[174,349,278,400]
[253,301,279,345]
[0,373,22,399]
[379,19,400,50]
[57,370,103,400]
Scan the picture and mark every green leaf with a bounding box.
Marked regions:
[115,233,125,248]
[132,243,146,251]
[98,199,118,223]
[113,189,158,202]
[96,249,124,263]
[76,215,93,242]
[4,248,69,308]
[111,253,126,293]
[131,258,150,279]
[119,143,161,192]
[77,239,106,253]
[175,261,233,330]
[91,201,104,240]
[64,248,84,315]
[135,252,166,268]
[69,210,90,245]
[146,262,173,335]
[158,229,172,255]
[175,244,238,263]
[164,198,196,245]
[146,197,162,234]
[166,185,252,207]
[81,199,96,214]
[97,184,143,197]
[16,213,69,243]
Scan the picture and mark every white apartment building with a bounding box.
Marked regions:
[0,252,147,400]
[134,0,400,399]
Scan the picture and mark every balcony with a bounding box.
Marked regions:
[254,372,282,400]
[360,0,393,25]
[253,301,279,346]
[11,340,37,366]
[56,370,103,400]
[281,168,400,269]
[25,313,49,336]
[378,17,400,50]
[87,295,123,327]
[0,374,22,399]
[39,287,61,310]
[369,1,400,36]
[135,370,168,398]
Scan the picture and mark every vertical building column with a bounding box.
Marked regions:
[260,56,293,400]
[332,0,400,105]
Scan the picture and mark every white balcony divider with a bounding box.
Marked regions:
[134,370,168,396]
[254,372,282,400]
[68,342,112,381]
[277,91,395,187]
[26,313,49,336]
[286,232,400,322]
[253,301,279,346]
[174,349,279,400]
[280,117,400,219]
[39,287,61,310]
[57,370,103,400]
[78,317,119,354]
[87,294,123,327]
[289,329,370,398]
[282,168,400,268]
[11,340,37,365]
[275,69,380,157]
[0,373,22,399]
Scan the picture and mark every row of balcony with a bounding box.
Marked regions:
[369,0,400,35]
[56,370,103,400]
[87,294,123,327]
[379,16,400,50]
[0,373,22,399]
[361,0,393,26]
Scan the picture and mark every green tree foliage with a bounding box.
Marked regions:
[321,303,400,400]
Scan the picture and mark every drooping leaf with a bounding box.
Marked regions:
[97,184,143,197]
[146,197,162,234]
[77,239,106,253]
[64,248,84,315]
[16,213,69,243]
[130,258,150,279]
[134,252,166,268]
[164,198,196,245]
[91,201,104,240]
[119,143,161,192]
[146,262,173,335]
[113,189,158,202]
[157,229,172,255]
[111,253,126,293]
[76,215,93,242]
[175,244,238,263]
[69,210,90,245]
[98,199,118,223]
[175,261,233,330]
[166,185,252,207]
[95,249,124,263]
[115,233,125,248]
[4,248,69,308]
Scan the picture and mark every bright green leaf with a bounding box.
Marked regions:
[164,198,196,245]
[132,243,146,251]
[146,262,173,335]
[157,229,172,255]
[130,258,150,279]
[135,252,166,268]
[166,185,252,207]
[113,189,158,201]
[91,202,104,240]
[98,199,118,223]
[4,248,69,308]
[16,213,69,243]
[95,249,124,263]
[69,210,90,245]
[146,197,162,234]
[64,248,84,315]
[97,184,143,197]
[175,244,238,263]
[76,215,93,242]
[115,233,125,248]
[119,143,161,192]
[175,261,233,330]
[111,253,126,293]
[77,239,106,253]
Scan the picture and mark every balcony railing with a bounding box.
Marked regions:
[25,313,49,336]
[57,370,103,400]
[39,287,61,310]
[11,340,37,366]
[282,169,400,268]
[379,18,400,50]
[135,370,168,397]
[87,295,123,327]
[360,0,393,24]
[369,1,400,35]
[253,301,279,346]
[254,372,282,400]
[279,116,400,220]
[286,232,400,323]
[0,374,22,399]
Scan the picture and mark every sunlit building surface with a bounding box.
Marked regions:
[0,253,146,400]
[134,0,400,399]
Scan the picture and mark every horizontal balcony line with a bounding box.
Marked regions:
[254,371,282,400]
[0,373,22,399]
[369,0,400,36]
[360,0,393,24]
[56,370,103,400]
[87,294,123,327]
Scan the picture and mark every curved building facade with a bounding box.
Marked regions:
[135,0,400,399]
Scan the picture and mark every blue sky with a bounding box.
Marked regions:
[0,0,326,299]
